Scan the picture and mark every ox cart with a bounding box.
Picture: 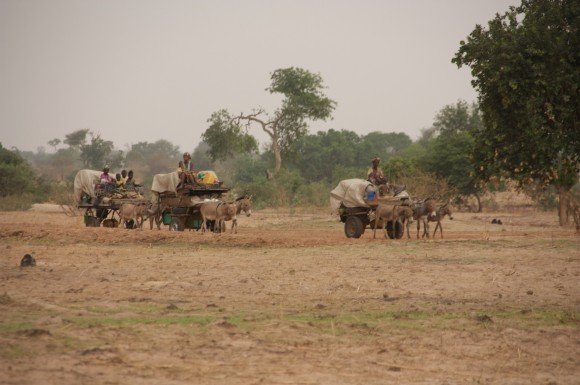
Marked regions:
[151,171,229,232]
[330,179,407,239]
[74,169,149,227]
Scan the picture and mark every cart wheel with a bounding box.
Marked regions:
[386,220,404,239]
[344,216,364,238]
[169,217,184,232]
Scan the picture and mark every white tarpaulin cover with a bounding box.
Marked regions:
[73,169,102,203]
[151,172,180,194]
[330,179,376,211]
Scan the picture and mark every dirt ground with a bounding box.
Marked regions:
[0,207,578,385]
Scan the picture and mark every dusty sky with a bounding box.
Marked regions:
[0,0,518,152]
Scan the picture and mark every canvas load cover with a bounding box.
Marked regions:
[151,172,180,194]
[329,179,376,211]
[73,169,102,203]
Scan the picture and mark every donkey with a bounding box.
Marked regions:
[118,203,151,229]
[147,201,165,230]
[428,203,454,238]
[410,198,437,239]
[218,195,253,233]
[373,204,396,239]
[199,202,237,234]
[230,195,252,233]
[373,204,414,239]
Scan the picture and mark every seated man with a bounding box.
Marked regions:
[367,157,388,186]
[178,152,197,186]
[125,170,141,188]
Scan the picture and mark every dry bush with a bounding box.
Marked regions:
[0,193,38,211]
[47,183,75,205]
[397,171,454,201]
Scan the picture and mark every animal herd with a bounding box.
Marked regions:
[102,195,253,234]
[373,198,454,239]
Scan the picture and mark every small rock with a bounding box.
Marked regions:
[20,254,36,267]
[475,314,493,323]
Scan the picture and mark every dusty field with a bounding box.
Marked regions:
[0,208,578,384]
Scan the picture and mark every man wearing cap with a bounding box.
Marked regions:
[367,157,387,186]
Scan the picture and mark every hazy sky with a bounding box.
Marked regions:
[0,0,518,152]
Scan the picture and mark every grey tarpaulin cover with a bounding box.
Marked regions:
[73,169,102,203]
[151,172,180,194]
[329,179,376,211]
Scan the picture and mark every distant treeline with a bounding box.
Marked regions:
[0,100,558,211]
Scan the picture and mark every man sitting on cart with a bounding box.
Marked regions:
[367,157,388,186]
[178,152,198,186]
[125,170,141,189]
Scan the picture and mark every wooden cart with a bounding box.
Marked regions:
[339,196,406,239]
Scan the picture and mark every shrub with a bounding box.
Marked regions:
[0,193,39,211]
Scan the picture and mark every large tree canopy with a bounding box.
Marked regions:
[422,101,485,211]
[453,0,579,224]
[203,67,336,174]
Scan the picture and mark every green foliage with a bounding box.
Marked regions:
[79,133,120,170]
[420,101,484,199]
[268,67,336,122]
[292,129,362,182]
[191,141,214,171]
[290,129,413,184]
[360,132,413,158]
[0,143,49,210]
[453,0,579,192]
[202,109,258,162]
[203,67,336,173]
[382,157,420,180]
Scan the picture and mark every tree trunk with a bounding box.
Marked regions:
[272,137,282,175]
[557,186,570,226]
[474,193,482,212]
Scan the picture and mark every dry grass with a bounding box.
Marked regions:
[0,209,578,384]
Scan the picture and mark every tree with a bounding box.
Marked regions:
[48,138,61,152]
[124,140,181,177]
[203,67,336,174]
[203,110,258,162]
[64,129,89,148]
[191,141,215,171]
[292,129,363,183]
[79,133,119,170]
[453,0,579,225]
[421,101,485,211]
[360,132,413,158]
[0,143,45,197]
